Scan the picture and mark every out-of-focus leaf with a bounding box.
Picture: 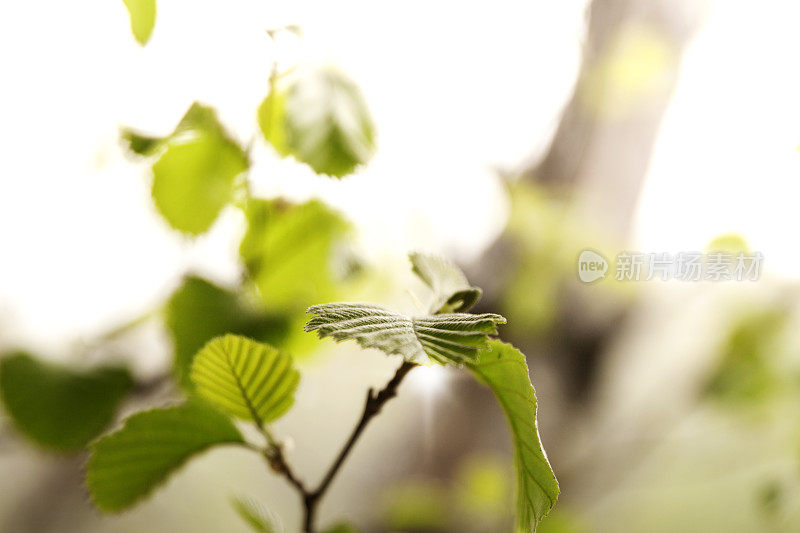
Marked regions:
[305,303,505,365]
[240,198,352,310]
[151,127,248,234]
[468,341,559,531]
[454,454,511,524]
[190,335,298,424]
[257,74,290,157]
[259,66,375,177]
[165,275,291,389]
[382,480,450,531]
[705,308,789,403]
[121,0,156,45]
[121,128,162,156]
[706,233,750,254]
[0,352,133,452]
[123,103,248,235]
[87,401,243,512]
[231,496,282,533]
[577,25,674,118]
[410,252,482,314]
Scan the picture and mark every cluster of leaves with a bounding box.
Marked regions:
[0,7,559,532]
[78,253,558,532]
[0,24,377,452]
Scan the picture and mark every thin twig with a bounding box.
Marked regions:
[303,360,416,532]
[259,359,416,532]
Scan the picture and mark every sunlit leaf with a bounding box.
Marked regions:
[190,335,299,424]
[0,352,133,452]
[468,341,559,531]
[121,0,156,45]
[305,303,505,365]
[166,275,291,389]
[260,66,376,177]
[257,74,290,157]
[151,132,248,234]
[122,103,248,235]
[410,252,482,313]
[87,401,244,512]
[240,198,352,310]
[231,496,282,533]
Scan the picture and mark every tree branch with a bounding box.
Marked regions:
[263,359,416,533]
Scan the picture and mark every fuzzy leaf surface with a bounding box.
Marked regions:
[409,252,482,313]
[305,303,505,365]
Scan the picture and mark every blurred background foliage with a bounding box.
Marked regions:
[3,0,800,531]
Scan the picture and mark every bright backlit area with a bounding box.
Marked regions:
[1,1,800,532]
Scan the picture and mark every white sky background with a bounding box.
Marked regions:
[634,0,800,271]
[1,0,799,353]
[0,0,587,351]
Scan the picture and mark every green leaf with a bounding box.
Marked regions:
[304,303,505,365]
[257,74,290,157]
[454,454,511,523]
[410,252,482,314]
[231,496,282,533]
[124,103,248,235]
[240,199,352,310]
[152,104,250,235]
[165,275,291,389]
[467,341,559,531]
[382,480,450,531]
[260,66,375,177]
[706,233,750,254]
[86,401,244,512]
[121,0,156,45]
[121,128,162,156]
[190,335,299,424]
[705,308,789,403]
[0,352,133,452]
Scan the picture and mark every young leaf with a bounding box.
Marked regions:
[409,252,482,314]
[87,401,244,512]
[257,74,290,157]
[467,341,559,530]
[0,352,133,452]
[122,103,248,235]
[240,199,352,310]
[304,303,505,365]
[151,129,248,234]
[166,275,291,389]
[190,335,299,425]
[231,496,282,533]
[259,66,375,177]
[121,0,156,45]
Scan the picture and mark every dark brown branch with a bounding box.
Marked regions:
[264,359,416,533]
[264,445,309,496]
